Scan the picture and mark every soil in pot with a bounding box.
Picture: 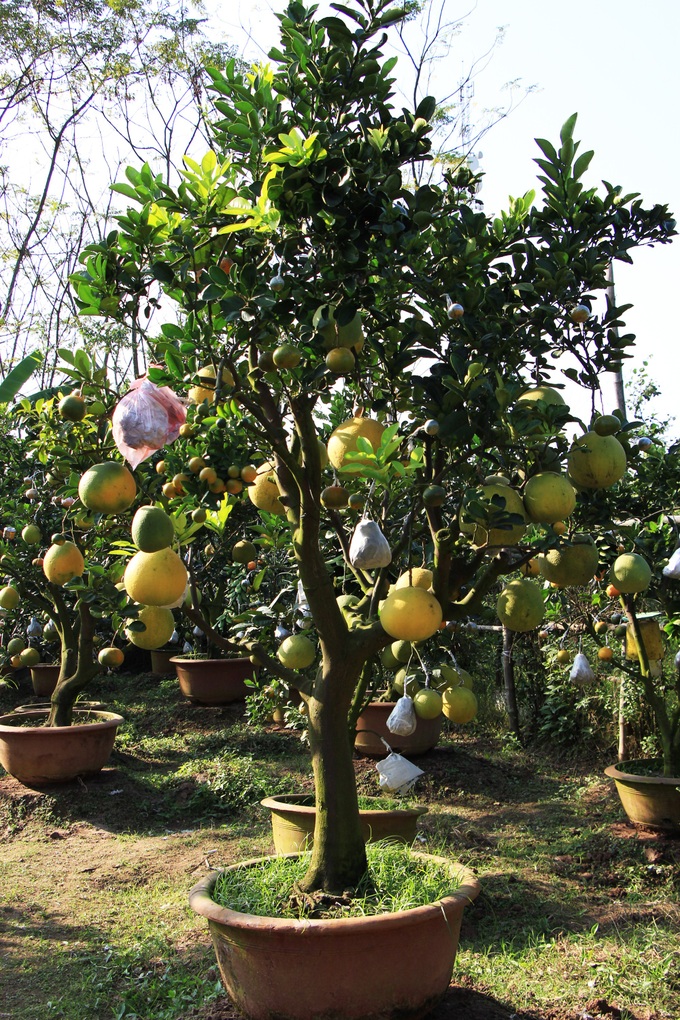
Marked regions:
[261,793,428,853]
[605,759,680,834]
[171,657,257,705]
[0,709,124,786]
[354,701,442,757]
[189,845,480,1020]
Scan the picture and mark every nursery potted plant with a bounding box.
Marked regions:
[71,0,673,1014]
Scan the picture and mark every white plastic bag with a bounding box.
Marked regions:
[112,377,186,468]
[349,519,392,569]
[663,548,680,579]
[386,695,417,736]
[570,651,595,684]
[376,751,424,794]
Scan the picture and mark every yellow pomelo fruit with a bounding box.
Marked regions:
[43,542,85,585]
[58,393,87,421]
[188,365,235,404]
[537,535,599,587]
[380,587,443,642]
[98,646,125,667]
[6,636,26,655]
[393,667,424,696]
[460,483,526,547]
[325,347,355,374]
[380,644,401,669]
[19,646,41,667]
[413,687,443,719]
[131,505,175,552]
[78,461,137,513]
[567,431,627,489]
[395,567,433,590]
[123,547,187,607]
[21,524,42,544]
[610,552,652,593]
[277,634,316,670]
[327,417,385,472]
[125,605,175,649]
[247,461,286,516]
[593,414,621,437]
[391,639,413,664]
[496,578,545,632]
[516,385,567,407]
[626,618,664,661]
[523,472,576,524]
[442,686,478,724]
[434,662,474,690]
[0,585,20,610]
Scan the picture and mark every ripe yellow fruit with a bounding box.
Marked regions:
[516,385,567,407]
[58,393,86,421]
[98,646,125,667]
[321,485,350,508]
[199,466,218,484]
[521,558,541,577]
[0,585,20,610]
[460,483,526,547]
[188,365,235,404]
[391,640,413,664]
[379,587,443,642]
[123,547,187,607]
[413,687,443,720]
[442,686,478,724]
[556,649,571,664]
[272,344,302,369]
[43,541,85,585]
[21,524,42,544]
[188,457,206,474]
[496,578,545,632]
[125,605,175,649]
[327,417,386,472]
[78,461,137,513]
[131,506,175,552]
[537,535,599,587]
[246,461,286,516]
[19,646,40,667]
[610,552,652,594]
[598,646,613,662]
[567,431,627,489]
[394,567,433,590]
[325,347,355,374]
[523,472,576,525]
[6,636,26,656]
[277,634,316,669]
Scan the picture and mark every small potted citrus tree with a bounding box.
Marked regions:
[71,0,673,1015]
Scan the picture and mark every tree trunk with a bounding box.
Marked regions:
[298,663,368,895]
[48,602,98,727]
[502,626,521,740]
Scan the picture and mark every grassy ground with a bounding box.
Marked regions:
[0,668,678,1020]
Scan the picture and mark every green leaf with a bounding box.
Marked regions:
[165,348,184,379]
[0,351,43,403]
[560,113,578,144]
[573,149,594,180]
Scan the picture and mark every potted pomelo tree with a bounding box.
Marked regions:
[70,0,673,1015]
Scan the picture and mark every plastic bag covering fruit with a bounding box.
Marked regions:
[348,519,392,569]
[663,548,680,579]
[112,377,186,468]
[376,751,424,794]
[569,652,595,685]
[386,695,417,736]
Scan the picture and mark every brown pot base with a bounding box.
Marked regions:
[170,657,257,705]
[605,759,680,834]
[354,702,442,757]
[30,664,61,698]
[190,852,480,1020]
[0,709,124,786]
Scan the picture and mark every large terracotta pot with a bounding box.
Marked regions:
[354,701,442,757]
[189,852,480,1020]
[30,664,61,698]
[261,793,428,853]
[0,709,124,786]
[170,657,257,705]
[605,759,680,834]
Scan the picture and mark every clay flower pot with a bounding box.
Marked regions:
[30,664,61,698]
[605,759,680,834]
[354,701,442,757]
[170,657,257,705]
[189,852,480,1020]
[261,793,428,853]
[0,709,124,786]
[150,649,177,677]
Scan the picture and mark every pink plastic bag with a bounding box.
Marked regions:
[112,377,186,468]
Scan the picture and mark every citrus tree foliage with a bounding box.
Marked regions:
[71,0,673,892]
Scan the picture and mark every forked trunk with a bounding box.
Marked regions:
[47,603,98,727]
[298,663,368,894]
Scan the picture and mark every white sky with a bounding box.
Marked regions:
[205,0,680,437]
